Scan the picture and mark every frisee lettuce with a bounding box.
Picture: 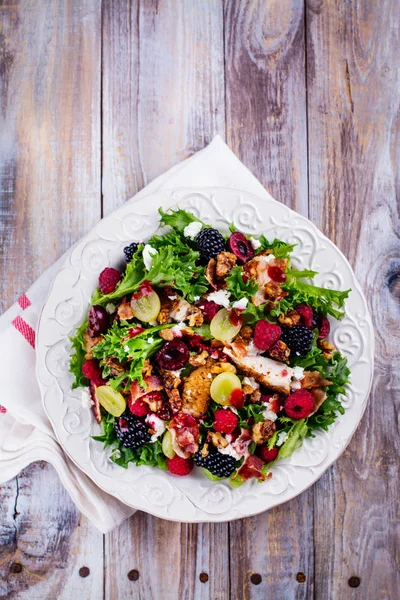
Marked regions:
[226,265,258,301]
[69,319,88,388]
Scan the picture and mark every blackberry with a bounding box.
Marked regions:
[196,228,225,263]
[194,447,238,478]
[124,242,139,262]
[280,325,313,356]
[114,412,151,449]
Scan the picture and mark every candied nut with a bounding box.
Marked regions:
[189,350,209,367]
[319,339,335,360]
[216,251,237,278]
[269,340,291,363]
[117,297,134,320]
[264,281,288,301]
[240,325,253,340]
[242,384,254,395]
[211,362,237,374]
[181,326,194,337]
[84,331,103,359]
[251,420,276,445]
[160,329,174,341]
[102,356,125,375]
[249,389,262,403]
[201,443,210,458]
[278,310,301,327]
[167,388,182,412]
[206,258,217,289]
[186,307,204,327]
[208,431,229,448]
[142,359,153,378]
[157,308,171,324]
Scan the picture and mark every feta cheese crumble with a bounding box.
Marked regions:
[143,244,158,270]
[218,444,243,461]
[171,322,186,337]
[193,295,200,302]
[276,431,289,447]
[243,376,259,390]
[147,337,154,344]
[168,295,177,301]
[245,340,263,356]
[262,402,278,422]
[183,221,202,240]
[290,366,305,390]
[81,387,93,409]
[105,303,116,314]
[145,414,165,442]
[249,237,262,250]
[232,297,248,310]
[207,289,231,308]
[124,345,130,352]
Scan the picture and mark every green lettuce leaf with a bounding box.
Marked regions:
[69,319,88,388]
[278,419,308,459]
[226,265,258,301]
[158,207,203,233]
[256,235,296,258]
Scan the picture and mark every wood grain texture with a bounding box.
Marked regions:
[306,0,400,598]
[102,2,229,599]
[225,3,314,598]
[0,1,103,598]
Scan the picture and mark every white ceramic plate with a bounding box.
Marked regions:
[36,188,374,522]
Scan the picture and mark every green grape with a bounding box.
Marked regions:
[210,308,242,343]
[95,385,126,417]
[210,372,242,405]
[161,430,175,459]
[131,290,161,323]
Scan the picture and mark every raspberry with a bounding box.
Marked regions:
[267,266,286,282]
[284,389,315,419]
[253,320,282,351]
[129,399,149,417]
[213,408,238,434]
[317,315,330,339]
[99,267,121,294]
[229,389,245,408]
[82,359,103,385]
[167,455,193,476]
[258,445,279,462]
[296,303,313,328]
[197,299,220,323]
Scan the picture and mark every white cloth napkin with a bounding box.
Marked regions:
[0,135,271,532]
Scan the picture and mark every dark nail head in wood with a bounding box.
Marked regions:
[250,573,262,585]
[128,569,139,581]
[296,572,306,583]
[79,566,90,578]
[348,576,360,588]
[10,563,22,574]
[199,572,209,583]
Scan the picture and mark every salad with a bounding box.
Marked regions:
[70,208,350,486]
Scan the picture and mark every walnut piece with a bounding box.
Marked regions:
[251,420,276,445]
[216,251,237,278]
[278,309,301,327]
[319,339,335,360]
[208,431,229,448]
[189,350,209,367]
[301,371,332,389]
[269,340,291,363]
[210,362,237,374]
[117,297,134,320]
[186,306,204,327]
[264,281,288,301]
[160,329,174,341]
[240,325,253,340]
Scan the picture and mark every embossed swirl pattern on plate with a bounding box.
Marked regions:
[36,188,374,522]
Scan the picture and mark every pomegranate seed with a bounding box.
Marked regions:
[267,266,286,283]
[230,389,245,408]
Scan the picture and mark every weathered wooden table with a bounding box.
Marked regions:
[1,1,398,599]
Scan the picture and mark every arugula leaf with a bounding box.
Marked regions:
[256,235,296,258]
[69,319,88,388]
[158,207,203,233]
[226,266,258,301]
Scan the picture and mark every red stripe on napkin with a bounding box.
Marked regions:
[0,406,6,414]
[12,316,36,349]
[18,294,31,310]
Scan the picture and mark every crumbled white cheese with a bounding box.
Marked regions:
[171,322,186,337]
[259,254,276,265]
[171,368,183,377]
[249,237,262,250]
[207,289,231,308]
[147,337,154,344]
[81,387,93,409]
[243,376,259,390]
[183,221,202,239]
[262,402,278,422]
[149,320,157,326]
[143,244,158,270]
[218,444,243,461]
[276,431,289,447]
[207,373,212,379]
[124,345,130,352]
[232,298,248,310]
[105,303,116,314]
[145,414,165,442]
[290,366,305,390]
[222,405,238,415]
[193,295,200,302]
[168,295,177,300]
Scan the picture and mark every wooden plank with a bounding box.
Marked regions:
[306,0,400,598]
[102,2,228,599]
[224,2,314,599]
[0,1,103,597]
